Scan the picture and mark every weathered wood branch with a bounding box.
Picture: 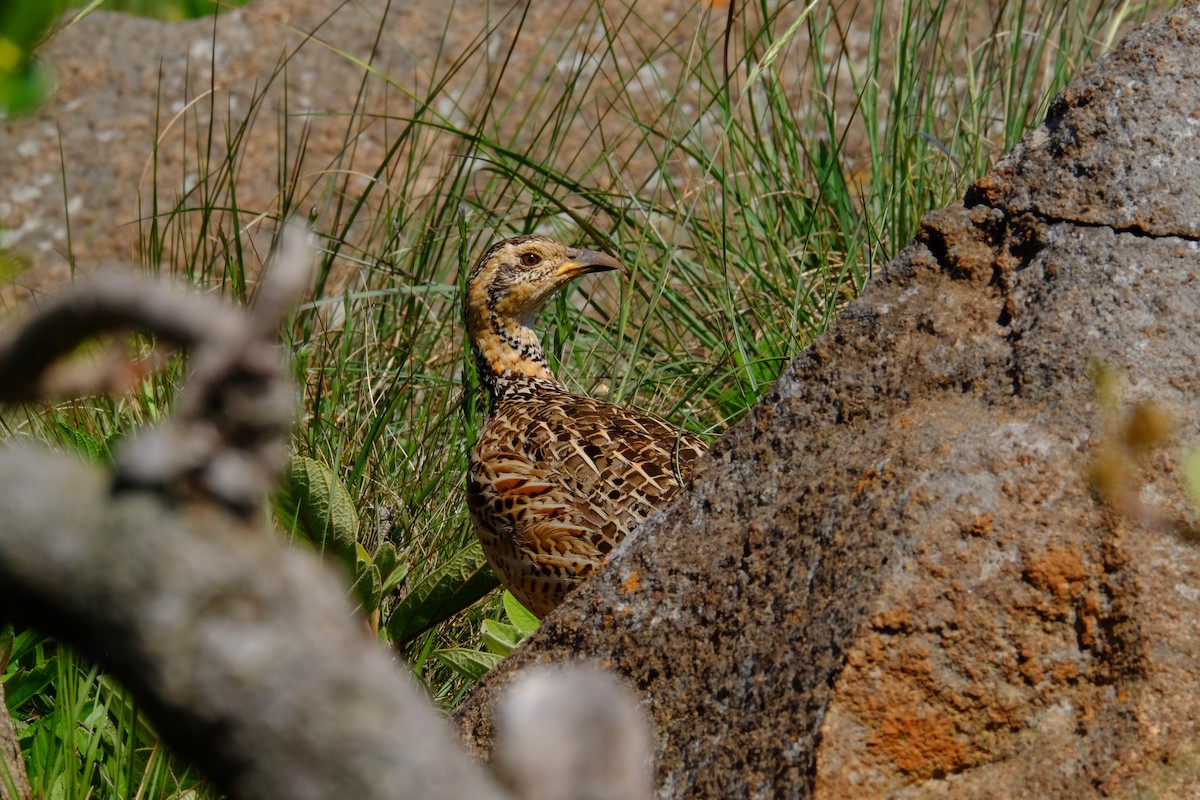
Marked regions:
[0,227,652,800]
[0,229,509,799]
[0,231,312,517]
[0,444,512,800]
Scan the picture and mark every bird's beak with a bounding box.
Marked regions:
[559,247,625,279]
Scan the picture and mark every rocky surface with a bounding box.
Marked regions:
[0,0,1019,309]
[0,0,742,306]
[0,0,406,303]
[454,2,1200,797]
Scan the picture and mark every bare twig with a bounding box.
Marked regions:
[0,225,312,517]
[0,273,245,404]
[115,224,314,516]
[0,225,652,800]
[0,445,511,800]
[0,220,516,797]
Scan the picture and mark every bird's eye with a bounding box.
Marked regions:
[519,252,541,267]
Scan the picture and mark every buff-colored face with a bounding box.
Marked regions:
[465,235,624,337]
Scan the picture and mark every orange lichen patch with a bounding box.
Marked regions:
[854,468,880,494]
[962,513,992,537]
[1017,642,1044,685]
[621,570,639,594]
[1074,593,1104,648]
[1051,660,1081,683]
[1023,546,1089,599]
[871,606,912,633]
[907,486,932,507]
[868,703,969,776]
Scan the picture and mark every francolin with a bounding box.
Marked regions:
[465,235,707,618]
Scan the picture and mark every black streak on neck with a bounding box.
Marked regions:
[472,344,503,413]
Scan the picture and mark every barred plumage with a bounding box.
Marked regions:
[465,235,707,618]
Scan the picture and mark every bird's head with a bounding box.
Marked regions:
[464,234,625,398]
[465,235,624,338]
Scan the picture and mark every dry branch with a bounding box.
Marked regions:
[0,444,510,800]
[0,229,512,800]
[0,227,653,800]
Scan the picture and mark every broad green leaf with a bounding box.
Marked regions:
[481,619,521,656]
[6,627,45,667]
[433,648,503,682]
[4,658,55,710]
[0,0,64,116]
[55,421,110,462]
[75,700,117,753]
[386,539,499,645]
[351,561,382,614]
[272,456,360,571]
[48,772,66,800]
[372,540,396,573]
[502,590,541,635]
[375,542,410,595]
[0,0,68,47]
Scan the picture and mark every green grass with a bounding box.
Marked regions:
[3,627,204,799]
[1,0,1174,795]
[70,0,251,21]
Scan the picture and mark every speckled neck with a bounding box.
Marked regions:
[470,317,562,411]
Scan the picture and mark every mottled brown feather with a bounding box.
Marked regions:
[465,235,707,617]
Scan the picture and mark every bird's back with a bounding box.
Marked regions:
[468,381,707,617]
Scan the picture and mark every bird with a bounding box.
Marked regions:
[464,234,708,618]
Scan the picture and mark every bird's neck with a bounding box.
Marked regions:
[470,314,562,410]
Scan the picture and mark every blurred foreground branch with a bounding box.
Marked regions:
[0,229,508,800]
[0,444,511,800]
[0,230,310,516]
[0,228,651,800]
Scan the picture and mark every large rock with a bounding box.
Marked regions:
[454,2,1200,797]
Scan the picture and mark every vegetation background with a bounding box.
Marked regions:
[0,0,1173,796]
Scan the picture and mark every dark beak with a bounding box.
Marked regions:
[558,247,626,279]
